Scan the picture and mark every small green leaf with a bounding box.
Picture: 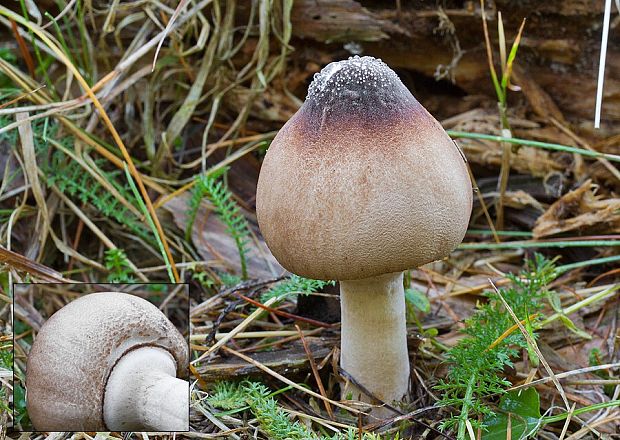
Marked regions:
[547,292,563,312]
[0,271,9,298]
[424,327,438,337]
[523,315,539,367]
[14,382,30,426]
[482,388,541,440]
[559,315,592,340]
[405,288,430,313]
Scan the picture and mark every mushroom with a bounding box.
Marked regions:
[256,56,472,415]
[26,291,189,431]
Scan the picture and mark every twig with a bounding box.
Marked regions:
[192,296,281,364]
[235,293,334,328]
[296,324,334,420]
[221,345,362,414]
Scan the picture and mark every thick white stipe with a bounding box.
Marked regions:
[103,346,189,431]
[340,272,410,417]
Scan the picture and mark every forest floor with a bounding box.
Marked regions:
[0,1,619,439]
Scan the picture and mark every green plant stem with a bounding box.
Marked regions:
[123,163,174,282]
[17,0,57,98]
[538,284,619,328]
[457,374,477,440]
[447,131,620,163]
[495,105,512,231]
[467,229,533,237]
[238,238,247,279]
[44,12,78,69]
[542,400,620,424]
[555,254,620,274]
[431,338,451,353]
[459,240,620,250]
[76,0,92,83]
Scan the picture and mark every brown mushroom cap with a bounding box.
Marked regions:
[26,292,188,431]
[256,56,472,281]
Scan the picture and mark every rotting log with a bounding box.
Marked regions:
[285,0,620,138]
[198,341,333,382]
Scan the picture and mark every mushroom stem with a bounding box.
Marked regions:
[103,346,189,431]
[339,272,410,416]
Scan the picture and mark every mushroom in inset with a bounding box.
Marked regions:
[26,291,189,431]
[256,56,472,416]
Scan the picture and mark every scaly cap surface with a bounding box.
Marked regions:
[256,56,472,280]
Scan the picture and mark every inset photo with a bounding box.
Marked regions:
[12,283,189,433]
[0,278,11,433]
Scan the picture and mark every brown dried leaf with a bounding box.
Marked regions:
[512,65,566,124]
[533,179,620,238]
[502,190,545,211]
[164,193,284,279]
[0,246,75,283]
[444,109,563,178]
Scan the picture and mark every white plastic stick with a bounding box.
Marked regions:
[595,0,613,128]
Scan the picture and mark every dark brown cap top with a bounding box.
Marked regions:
[304,55,414,124]
[256,56,472,281]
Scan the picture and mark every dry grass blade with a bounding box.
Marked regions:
[479,0,500,98]
[559,403,577,440]
[490,279,571,409]
[0,245,75,282]
[192,296,281,363]
[16,112,49,253]
[190,330,317,340]
[165,43,216,148]
[0,85,45,110]
[152,0,191,70]
[0,5,180,282]
[497,11,506,73]
[40,0,77,30]
[509,364,620,392]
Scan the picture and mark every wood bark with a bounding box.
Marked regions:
[288,0,620,137]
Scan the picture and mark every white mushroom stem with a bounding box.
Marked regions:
[339,272,410,416]
[103,346,189,431]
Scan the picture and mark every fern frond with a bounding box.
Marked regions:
[104,248,135,283]
[436,254,556,437]
[188,173,251,279]
[207,381,247,410]
[43,149,151,243]
[208,380,402,439]
[260,275,334,304]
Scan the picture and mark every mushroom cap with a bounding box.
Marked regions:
[256,56,472,281]
[26,291,188,431]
